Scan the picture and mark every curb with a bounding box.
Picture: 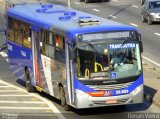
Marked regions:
[142,56,160,108]
[142,56,160,72]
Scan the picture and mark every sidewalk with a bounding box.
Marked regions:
[143,60,160,108]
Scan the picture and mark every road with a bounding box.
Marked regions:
[0,0,160,119]
[45,0,160,64]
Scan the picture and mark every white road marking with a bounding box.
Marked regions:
[0,52,7,57]
[29,93,66,119]
[154,33,160,36]
[0,107,51,110]
[0,85,12,87]
[0,95,33,97]
[0,101,45,104]
[112,0,119,2]
[130,23,138,27]
[74,2,80,4]
[0,79,66,119]
[18,74,25,79]
[142,55,160,67]
[131,5,139,8]
[0,90,21,92]
[92,9,100,12]
[109,15,117,18]
[13,67,23,74]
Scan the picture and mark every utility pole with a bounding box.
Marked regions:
[67,0,71,8]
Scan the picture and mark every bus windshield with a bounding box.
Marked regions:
[75,41,142,80]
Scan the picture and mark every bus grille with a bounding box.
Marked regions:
[86,82,134,91]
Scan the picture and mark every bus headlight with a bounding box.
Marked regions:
[131,87,141,96]
[76,89,89,98]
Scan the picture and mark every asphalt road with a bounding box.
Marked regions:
[44,0,160,64]
[0,0,160,119]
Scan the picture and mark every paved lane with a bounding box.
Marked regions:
[62,0,160,64]
[0,79,51,113]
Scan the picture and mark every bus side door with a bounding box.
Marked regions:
[31,26,43,89]
[66,43,75,105]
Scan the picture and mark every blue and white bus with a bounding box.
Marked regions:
[6,3,143,110]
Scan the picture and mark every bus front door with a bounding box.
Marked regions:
[66,43,75,105]
[31,27,42,90]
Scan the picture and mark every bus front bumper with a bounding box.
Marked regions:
[75,85,143,109]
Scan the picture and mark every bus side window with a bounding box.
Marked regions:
[23,22,31,48]
[40,30,45,54]
[48,32,55,58]
[40,30,55,58]
[14,19,23,45]
[55,35,65,62]
[8,17,14,41]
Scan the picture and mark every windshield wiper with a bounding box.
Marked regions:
[120,40,131,48]
[86,42,98,52]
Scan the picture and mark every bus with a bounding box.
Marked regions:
[6,3,143,110]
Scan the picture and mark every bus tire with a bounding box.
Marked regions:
[60,86,71,111]
[25,69,35,93]
[80,0,84,2]
[105,0,110,2]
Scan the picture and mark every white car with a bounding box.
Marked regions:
[141,0,160,25]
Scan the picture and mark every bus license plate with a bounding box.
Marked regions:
[106,100,117,104]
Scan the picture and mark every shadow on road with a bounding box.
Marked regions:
[16,79,26,87]
[14,78,153,116]
[144,85,157,103]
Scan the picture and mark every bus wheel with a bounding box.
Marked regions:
[80,0,84,2]
[25,69,35,92]
[60,86,71,111]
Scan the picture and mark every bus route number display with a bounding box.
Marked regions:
[79,31,131,41]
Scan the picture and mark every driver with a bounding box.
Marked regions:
[110,51,127,69]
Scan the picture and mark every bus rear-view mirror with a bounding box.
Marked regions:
[138,34,143,53]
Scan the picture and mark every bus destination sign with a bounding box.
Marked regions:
[79,31,133,41]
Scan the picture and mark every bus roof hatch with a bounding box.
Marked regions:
[78,19,100,26]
